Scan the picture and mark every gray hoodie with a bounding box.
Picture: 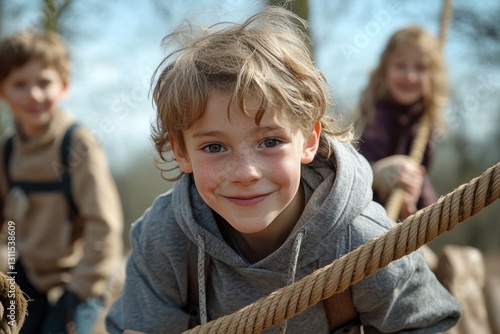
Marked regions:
[106,140,461,333]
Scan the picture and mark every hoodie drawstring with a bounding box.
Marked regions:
[196,230,305,333]
[279,230,305,334]
[196,234,208,325]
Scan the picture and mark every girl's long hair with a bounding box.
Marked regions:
[355,26,447,135]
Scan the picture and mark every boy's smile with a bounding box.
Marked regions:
[0,60,68,137]
[171,91,319,237]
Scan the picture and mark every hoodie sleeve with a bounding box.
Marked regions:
[351,211,461,333]
[106,197,193,334]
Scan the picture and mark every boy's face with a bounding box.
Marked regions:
[0,60,68,137]
[385,46,431,106]
[171,91,319,234]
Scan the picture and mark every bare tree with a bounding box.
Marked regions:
[453,3,500,67]
[0,0,4,36]
[42,0,72,32]
[268,0,309,21]
[0,0,8,132]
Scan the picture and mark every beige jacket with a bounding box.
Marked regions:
[0,111,123,299]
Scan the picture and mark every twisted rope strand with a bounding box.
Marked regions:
[439,0,453,49]
[184,161,499,334]
[0,271,27,334]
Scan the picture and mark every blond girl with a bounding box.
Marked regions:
[356,26,447,220]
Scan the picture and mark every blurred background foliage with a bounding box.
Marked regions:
[0,0,498,254]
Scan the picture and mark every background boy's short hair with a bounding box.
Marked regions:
[0,29,70,82]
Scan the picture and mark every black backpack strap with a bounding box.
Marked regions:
[3,135,14,189]
[4,133,67,192]
[3,124,80,222]
[60,123,79,220]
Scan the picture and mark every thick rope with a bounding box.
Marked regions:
[438,0,453,50]
[185,161,499,334]
[385,0,453,220]
[385,115,432,219]
[0,271,27,334]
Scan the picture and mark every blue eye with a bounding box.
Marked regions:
[416,64,428,73]
[261,138,280,148]
[13,81,27,89]
[202,144,226,153]
[38,79,51,88]
[394,63,406,71]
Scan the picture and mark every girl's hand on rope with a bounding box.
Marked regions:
[398,163,425,220]
[372,155,424,219]
[372,155,414,201]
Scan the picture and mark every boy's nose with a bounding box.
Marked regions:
[226,151,261,184]
[29,86,44,102]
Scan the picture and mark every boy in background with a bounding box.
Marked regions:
[0,30,123,334]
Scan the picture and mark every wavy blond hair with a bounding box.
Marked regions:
[356,26,447,135]
[151,6,350,181]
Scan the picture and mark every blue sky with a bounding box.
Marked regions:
[3,0,499,172]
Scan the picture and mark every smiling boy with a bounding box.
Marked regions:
[1,59,68,136]
[0,30,123,333]
[106,7,460,334]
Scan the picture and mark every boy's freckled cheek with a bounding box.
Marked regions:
[216,170,229,184]
[200,168,229,186]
